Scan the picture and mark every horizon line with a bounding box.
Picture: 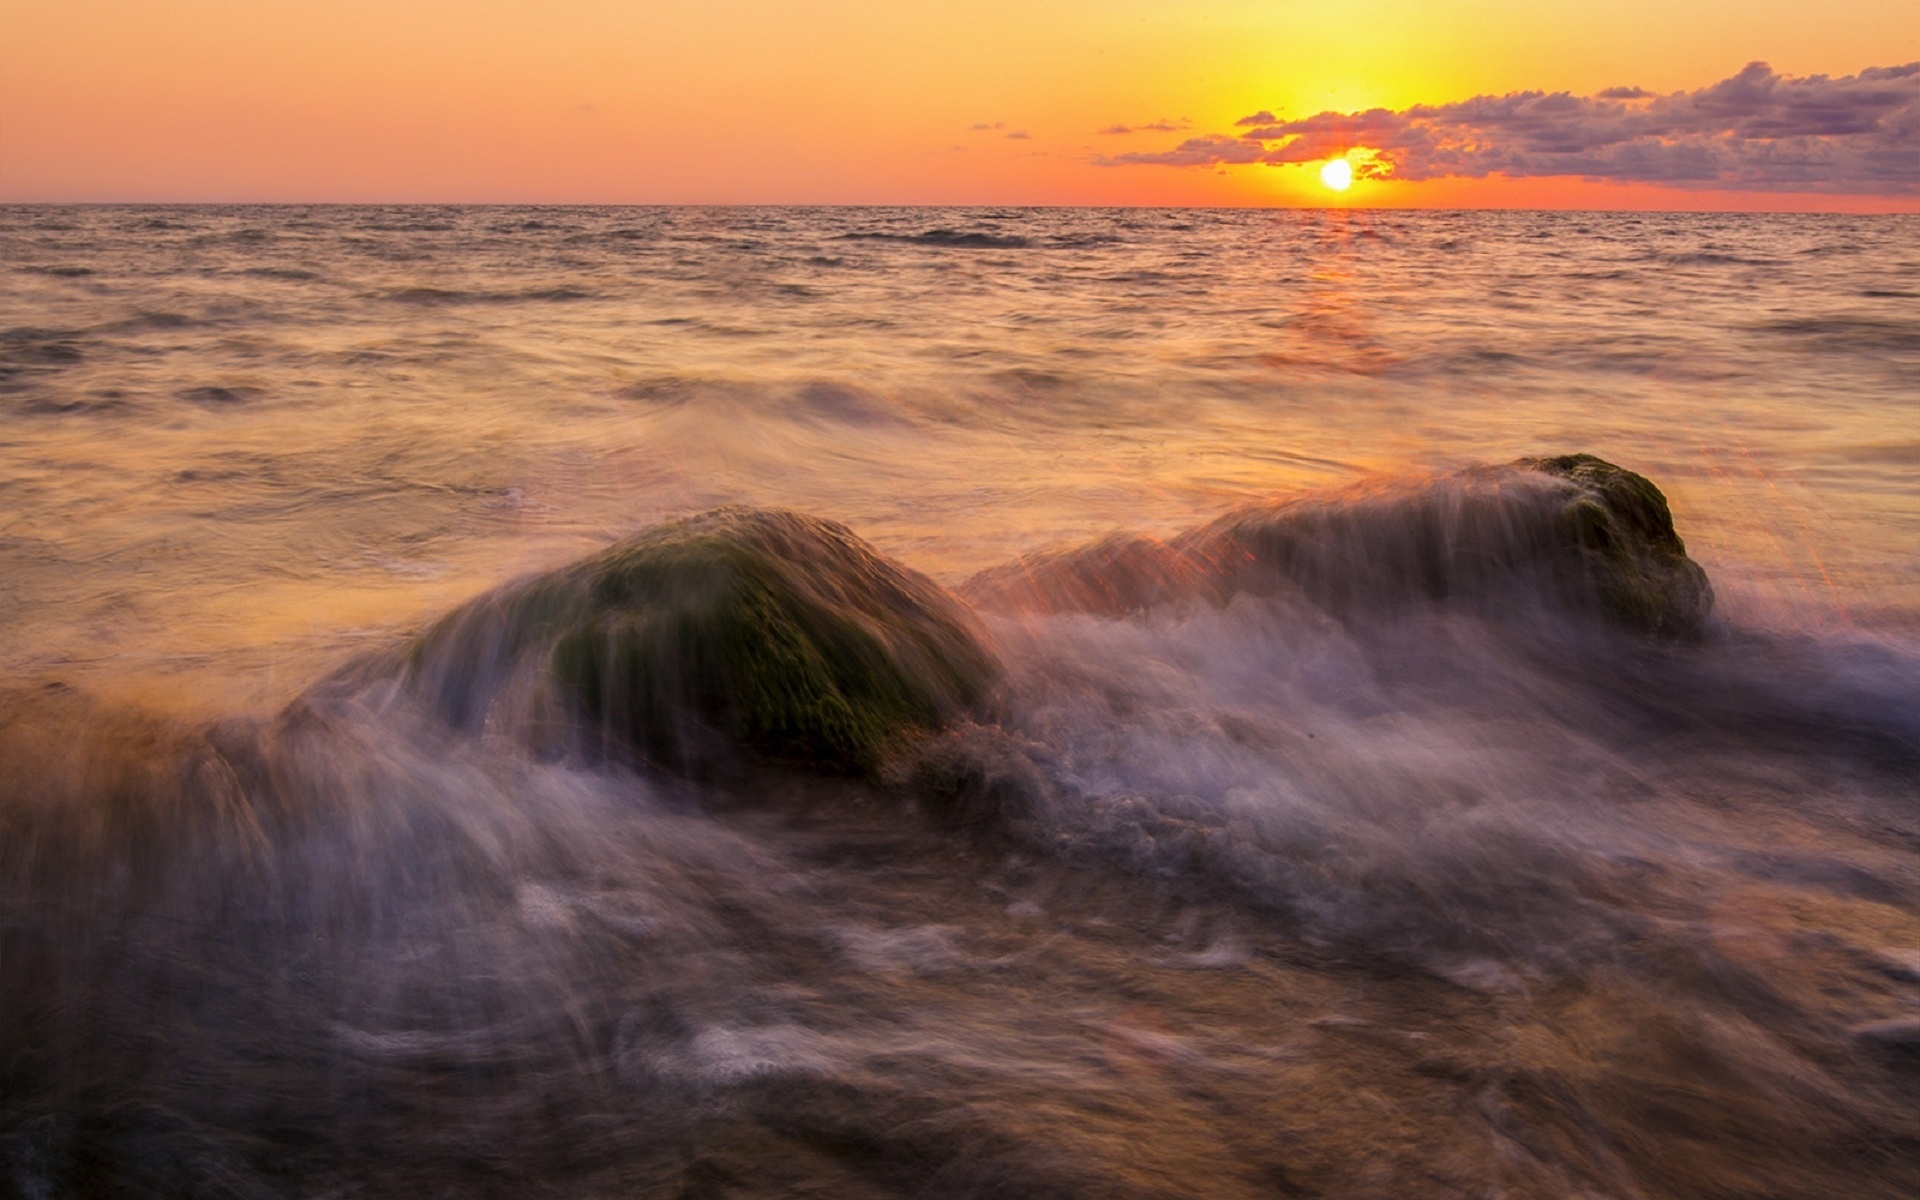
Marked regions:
[4,199,1917,216]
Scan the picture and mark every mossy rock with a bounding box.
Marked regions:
[964,455,1713,638]
[1516,453,1713,636]
[402,508,997,776]
[1203,453,1714,634]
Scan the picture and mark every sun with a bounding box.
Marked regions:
[1319,157,1354,192]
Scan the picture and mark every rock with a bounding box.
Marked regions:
[402,508,997,776]
[964,455,1713,637]
[1517,453,1713,636]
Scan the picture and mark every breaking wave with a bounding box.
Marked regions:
[4,460,1917,1197]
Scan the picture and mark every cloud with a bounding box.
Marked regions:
[1101,62,1920,192]
[1234,110,1277,127]
[1098,118,1190,136]
[970,122,1006,131]
[1099,134,1269,167]
[1006,130,1032,140]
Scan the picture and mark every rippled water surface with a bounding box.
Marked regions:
[2,206,1918,1198]
[4,206,1917,700]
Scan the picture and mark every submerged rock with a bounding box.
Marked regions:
[965,454,1713,637]
[400,508,997,775]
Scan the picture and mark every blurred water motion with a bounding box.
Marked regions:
[2,207,1918,1198]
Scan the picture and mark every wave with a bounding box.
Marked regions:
[1650,250,1781,267]
[178,384,264,407]
[613,376,918,427]
[13,391,143,417]
[99,310,199,334]
[237,266,325,282]
[3,457,1917,1198]
[382,285,599,306]
[1760,314,1920,353]
[0,326,87,373]
[841,228,1034,249]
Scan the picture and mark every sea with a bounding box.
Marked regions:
[2,205,1917,1198]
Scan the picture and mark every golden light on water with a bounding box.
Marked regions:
[1319,158,1354,192]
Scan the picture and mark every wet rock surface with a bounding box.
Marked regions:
[965,454,1715,637]
[398,507,998,775]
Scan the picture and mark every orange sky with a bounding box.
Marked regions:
[1,0,1916,208]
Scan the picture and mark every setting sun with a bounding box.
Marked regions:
[1319,157,1354,191]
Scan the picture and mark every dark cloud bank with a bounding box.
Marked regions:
[1101,62,1920,193]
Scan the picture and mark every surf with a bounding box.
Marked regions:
[5,456,1916,1197]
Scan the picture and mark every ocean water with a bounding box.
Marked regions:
[2,205,1918,1197]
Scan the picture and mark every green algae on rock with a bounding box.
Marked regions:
[963,455,1713,637]
[402,508,998,775]
[1517,453,1713,636]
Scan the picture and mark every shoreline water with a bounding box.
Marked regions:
[3,205,1917,1197]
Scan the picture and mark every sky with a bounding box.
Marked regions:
[1,0,1916,208]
